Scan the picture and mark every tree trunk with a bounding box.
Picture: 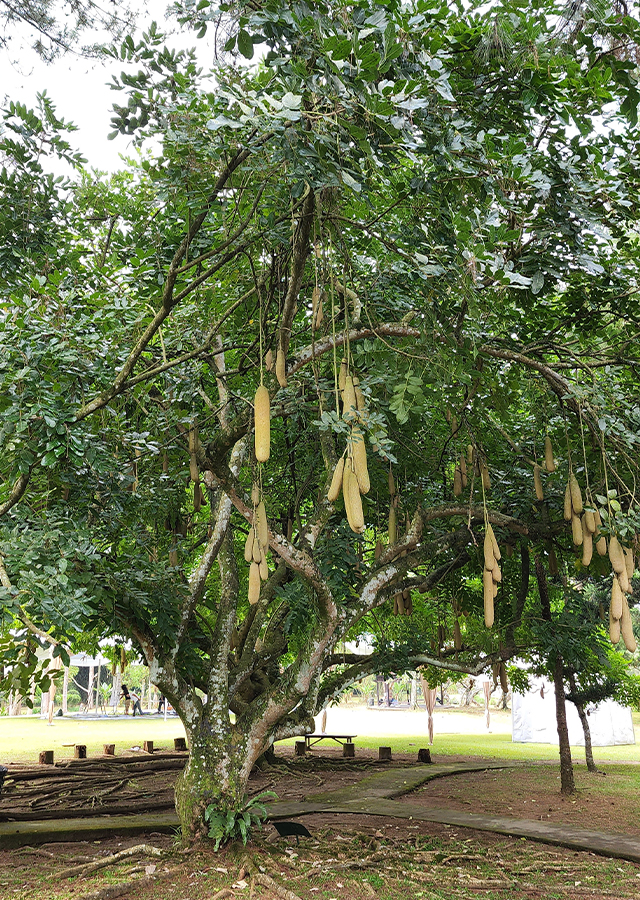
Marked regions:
[96,660,102,711]
[174,710,259,841]
[62,666,69,715]
[567,672,597,773]
[87,664,95,710]
[553,654,575,795]
[535,555,575,796]
[110,669,122,712]
[410,673,418,709]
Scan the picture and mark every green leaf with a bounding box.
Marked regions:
[238,30,254,59]
[341,171,361,192]
[531,271,544,295]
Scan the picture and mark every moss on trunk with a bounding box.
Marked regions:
[174,722,257,842]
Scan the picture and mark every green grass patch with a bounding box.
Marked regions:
[0,714,187,765]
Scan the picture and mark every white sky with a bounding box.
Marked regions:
[0,1,184,172]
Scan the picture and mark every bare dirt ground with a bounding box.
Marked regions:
[398,760,640,838]
[2,813,640,900]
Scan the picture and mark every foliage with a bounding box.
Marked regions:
[204,791,277,851]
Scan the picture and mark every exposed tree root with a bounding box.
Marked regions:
[58,843,165,879]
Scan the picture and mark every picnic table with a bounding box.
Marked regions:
[301,734,356,750]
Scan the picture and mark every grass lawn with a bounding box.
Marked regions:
[0,714,188,765]
[277,707,640,764]
[1,707,638,766]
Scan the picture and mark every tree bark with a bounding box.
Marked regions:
[567,672,597,773]
[174,713,257,842]
[553,654,575,795]
[87,664,95,710]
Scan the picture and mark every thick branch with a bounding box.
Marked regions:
[206,459,335,620]
[278,187,315,358]
[183,438,247,634]
[480,345,579,413]
[0,472,32,518]
[287,323,421,377]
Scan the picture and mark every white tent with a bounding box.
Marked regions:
[512,675,635,746]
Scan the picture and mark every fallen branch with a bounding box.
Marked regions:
[58,843,165,879]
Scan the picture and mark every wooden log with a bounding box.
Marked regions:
[294,741,306,757]
[143,740,154,754]
[378,746,392,761]
[74,745,87,759]
[103,744,115,756]
[342,742,355,758]
[173,737,187,752]
[38,750,54,765]
[417,748,432,764]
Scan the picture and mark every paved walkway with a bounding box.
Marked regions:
[3,762,640,864]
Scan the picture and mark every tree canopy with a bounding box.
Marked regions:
[1,0,640,837]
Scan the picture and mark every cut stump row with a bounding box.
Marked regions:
[37,737,188,764]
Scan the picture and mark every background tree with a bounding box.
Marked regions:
[2,0,640,838]
[0,0,136,60]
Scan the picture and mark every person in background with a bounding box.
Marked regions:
[157,695,166,714]
[120,684,131,715]
[131,689,143,717]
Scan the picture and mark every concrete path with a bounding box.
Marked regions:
[3,761,640,864]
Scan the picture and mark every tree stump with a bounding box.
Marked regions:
[418,748,432,764]
[103,744,115,756]
[294,740,306,756]
[174,737,187,751]
[74,745,87,759]
[342,742,355,758]
[143,740,154,753]
[378,746,392,761]
[39,750,54,765]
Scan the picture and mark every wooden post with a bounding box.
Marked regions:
[378,746,392,761]
[74,745,87,759]
[143,740,154,753]
[342,742,355,758]
[418,748,432,764]
[103,744,115,756]
[39,750,54,765]
[174,737,187,751]
[294,740,306,756]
